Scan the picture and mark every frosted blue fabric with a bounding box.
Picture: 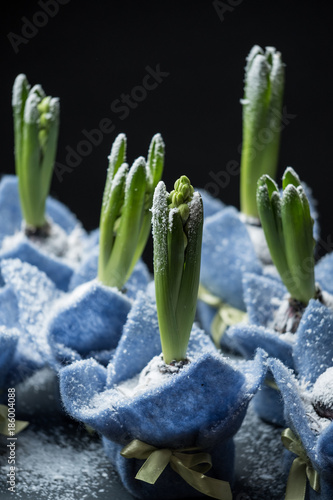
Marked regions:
[59,290,267,498]
[314,252,333,296]
[0,240,73,291]
[1,258,61,369]
[225,323,294,369]
[68,245,151,300]
[200,207,263,311]
[0,175,97,291]
[47,280,132,368]
[293,299,333,385]
[60,347,267,499]
[242,273,287,326]
[0,262,47,389]
[223,272,290,363]
[0,285,18,327]
[225,269,333,426]
[270,358,333,500]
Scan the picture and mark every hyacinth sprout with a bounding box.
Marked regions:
[12,74,60,233]
[257,167,315,305]
[240,45,285,218]
[152,176,203,364]
[98,132,164,290]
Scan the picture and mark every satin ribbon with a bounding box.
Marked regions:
[121,439,232,500]
[281,428,320,499]
[198,285,247,346]
[0,404,29,435]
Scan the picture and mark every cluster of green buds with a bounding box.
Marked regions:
[152,175,203,364]
[240,45,285,218]
[98,132,164,290]
[256,167,315,305]
[12,74,59,233]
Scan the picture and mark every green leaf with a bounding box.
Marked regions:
[240,46,285,217]
[98,134,164,290]
[281,185,315,303]
[12,75,59,229]
[98,163,128,283]
[104,157,147,289]
[167,209,185,313]
[101,133,127,215]
[176,193,203,347]
[153,181,179,364]
[282,166,301,190]
[153,177,203,364]
[125,133,165,278]
[147,133,165,190]
[257,176,295,293]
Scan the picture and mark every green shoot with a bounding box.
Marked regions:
[240,45,285,218]
[152,175,203,364]
[256,167,315,304]
[12,74,60,231]
[98,133,164,290]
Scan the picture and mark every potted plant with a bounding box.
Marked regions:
[225,168,333,425]
[197,46,319,348]
[0,74,98,291]
[59,176,267,499]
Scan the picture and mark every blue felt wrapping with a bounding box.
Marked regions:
[0,263,47,390]
[1,245,150,372]
[47,255,151,368]
[47,280,132,368]
[0,175,97,291]
[270,358,333,500]
[200,207,263,312]
[68,244,151,301]
[224,271,333,426]
[59,291,268,499]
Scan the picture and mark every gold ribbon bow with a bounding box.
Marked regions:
[121,439,232,500]
[198,284,247,347]
[0,404,29,436]
[281,428,320,500]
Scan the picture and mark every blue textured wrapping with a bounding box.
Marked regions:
[270,358,333,500]
[224,266,333,426]
[47,280,132,368]
[68,245,151,300]
[60,346,267,499]
[314,252,333,296]
[59,290,267,498]
[224,272,291,366]
[0,175,97,291]
[200,207,263,311]
[0,240,73,291]
[47,258,151,368]
[0,261,48,389]
[293,299,333,385]
[1,258,61,371]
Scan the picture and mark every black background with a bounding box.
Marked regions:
[2,0,333,268]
